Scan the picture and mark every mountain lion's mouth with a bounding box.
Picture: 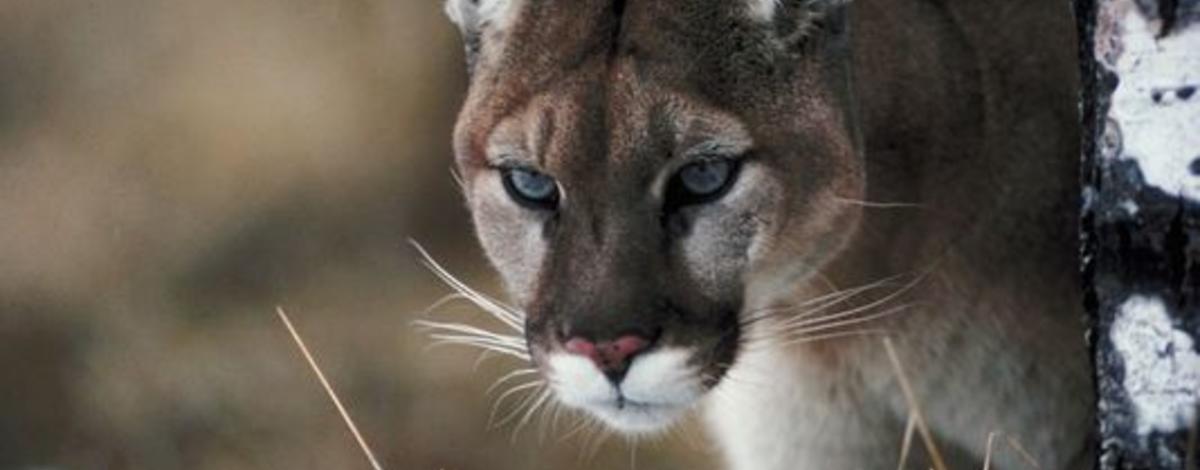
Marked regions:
[585,397,692,433]
[547,348,706,434]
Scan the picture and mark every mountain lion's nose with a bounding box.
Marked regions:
[563,334,652,383]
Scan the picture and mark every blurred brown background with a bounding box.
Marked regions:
[0,1,717,469]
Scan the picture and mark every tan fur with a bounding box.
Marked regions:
[444,0,1093,468]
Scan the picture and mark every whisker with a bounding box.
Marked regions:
[537,399,563,444]
[629,434,640,470]
[748,300,912,347]
[427,341,530,362]
[449,166,465,194]
[741,272,910,327]
[489,381,545,427]
[486,368,540,396]
[573,419,604,465]
[410,240,525,332]
[774,328,890,348]
[423,331,525,350]
[585,426,613,462]
[414,320,526,344]
[473,349,511,370]
[832,196,923,209]
[551,400,571,435]
[561,414,595,443]
[783,303,916,340]
[420,292,470,316]
[512,388,555,441]
[425,335,528,357]
[741,288,861,328]
[736,273,915,350]
[407,239,575,446]
[777,271,927,331]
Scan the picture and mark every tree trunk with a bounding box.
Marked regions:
[1078,0,1200,467]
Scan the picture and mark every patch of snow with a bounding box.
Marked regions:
[1106,9,1200,201]
[1110,295,1200,435]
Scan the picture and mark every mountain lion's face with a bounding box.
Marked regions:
[446,0,862,434]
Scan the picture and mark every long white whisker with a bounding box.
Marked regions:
[494,383,547,429]
[512,388,555,440]
[420,292,470,316]
[489,381,545,426]
[742,272,912,327]
[426,333,526,351]
[561,414,596,443]
[784,303,916,339]
[778,271,927,331]
[746,292,903,345]
[410,240,525,332]
[832,196,923,208]
[585,425,613,461]
[486,368,540,396]
[550,400,568,435]
[744,287,862,325]
[414,320,525,344]
[426,339,531,361]
[425,336,523,351]
[777,328,890,348]
[537,399,562,444]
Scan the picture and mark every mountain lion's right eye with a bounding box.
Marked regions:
[502,168,559,210]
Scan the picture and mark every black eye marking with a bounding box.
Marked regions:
[502,167,559,210]
[665,158,741,209]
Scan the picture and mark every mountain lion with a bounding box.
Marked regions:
[435,0,1093,468]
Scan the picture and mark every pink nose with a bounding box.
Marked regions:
[563,335,651,374]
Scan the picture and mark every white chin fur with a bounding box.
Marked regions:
[547,348,705,434]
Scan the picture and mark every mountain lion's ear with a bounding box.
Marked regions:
[444,0,519,72]
[444,0,518,32]
[746,0,851,46]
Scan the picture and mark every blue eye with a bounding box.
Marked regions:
[502,168,559,209]
[668,159,738,207]
[679,159,733,195]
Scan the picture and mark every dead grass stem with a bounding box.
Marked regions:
[883,336,948,470]
[276,307,384,470]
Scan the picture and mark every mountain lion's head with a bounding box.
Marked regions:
[443,0,863,434]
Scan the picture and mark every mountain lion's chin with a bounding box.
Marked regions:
[546,347,709,435]
[587,398,692,434]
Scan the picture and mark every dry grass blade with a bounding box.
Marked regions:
[896,410,916,470]
[1005,435,1041,470]
[276,307,385,470]
[982,431,999,470]
[882,337,947,470]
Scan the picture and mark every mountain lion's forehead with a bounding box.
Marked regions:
[454,0,776,168]
[490,0,760,77]
[480,82,753,174]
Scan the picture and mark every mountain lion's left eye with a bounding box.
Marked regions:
[502,168,559,210]
[667,159,739,207]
